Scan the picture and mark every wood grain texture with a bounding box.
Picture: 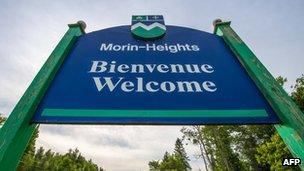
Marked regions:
[214,22,304,169]
[0,23,84,171]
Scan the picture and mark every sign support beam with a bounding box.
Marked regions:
[213,19,304,169]
[0,21,85,170]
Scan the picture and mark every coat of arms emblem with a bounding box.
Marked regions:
[131,15,166,39]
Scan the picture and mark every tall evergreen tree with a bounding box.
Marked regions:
[174,138,191,170]
[148,139,192,171]
[148,160,160,171]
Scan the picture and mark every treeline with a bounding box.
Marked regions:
[18,146,104,171]
[18,129,105,171]
[149,75,303,170]
[0,119,105,171]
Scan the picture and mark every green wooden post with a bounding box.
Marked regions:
[0,21,86,171]
[213,19,304,169]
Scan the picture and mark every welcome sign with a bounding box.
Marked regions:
[32,16,279,124]
[92,44,215,93]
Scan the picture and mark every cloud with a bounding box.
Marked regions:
[37,125,194,171]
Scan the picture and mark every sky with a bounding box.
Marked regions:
[0,0,304,170]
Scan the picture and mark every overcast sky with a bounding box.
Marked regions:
[0,1,304,170]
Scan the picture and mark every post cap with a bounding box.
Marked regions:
[77,20,86,30]
[212,19,231,34]
[68,20,87,33]
[213,19,222,27]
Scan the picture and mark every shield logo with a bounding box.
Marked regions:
[131,15,166,39]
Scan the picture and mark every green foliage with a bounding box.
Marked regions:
[17,147,104,171]
[0,115,5,124]
[149,160,160,170]
[174,138,191,170]
[180,75,303,170]
[17,127,39,170]
[256,133,299,171]
[291,74,304,110]
[255,75,303,170]
[149,139,191,171]
[228,125,275,170]
[276,76,287,86]
[0,116,104,171]
[16,130,105,171]
[181,124,289,170]
[182,126,246,171]
[150,152,187,171]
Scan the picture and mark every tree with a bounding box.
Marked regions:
[182,126,246,171]
[181,126,213,170]
[255,75,303,170]
[181,75,304,170]
[256,133,299,171]
[291,74,304,110]
[148,139,191,171]
[148,160,160,171]
[174,138,191,170]
[228,125,275,170]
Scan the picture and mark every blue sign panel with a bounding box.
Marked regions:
[32,25,280,124]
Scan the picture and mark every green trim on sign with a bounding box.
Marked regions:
[42,109,268,118]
